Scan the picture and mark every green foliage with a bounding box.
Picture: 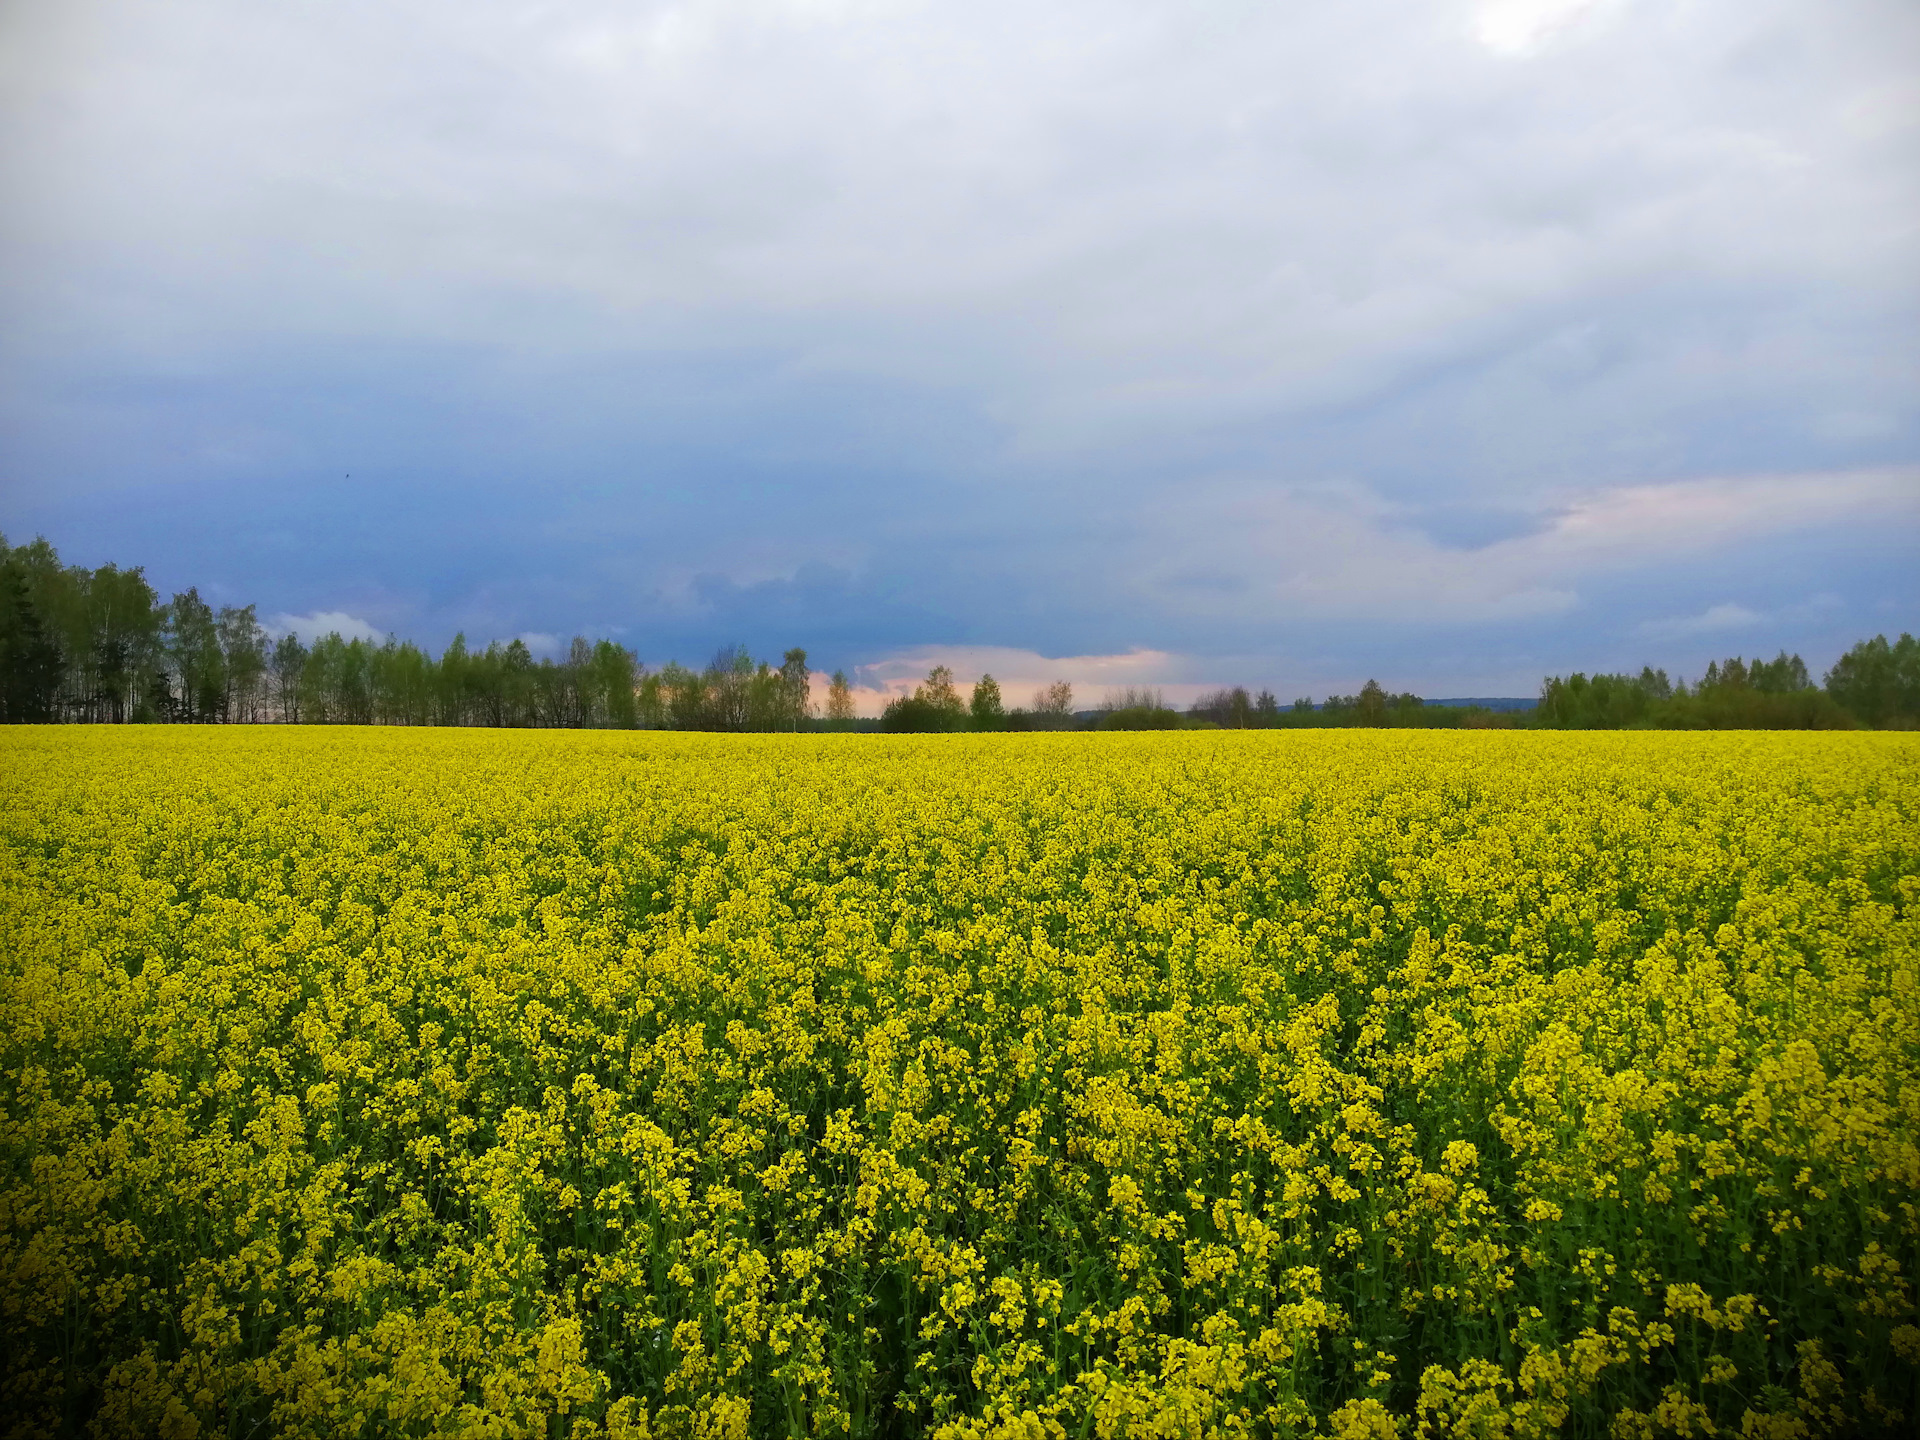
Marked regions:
[1,533,164,722]
[0,561,62,723]
[1267,685,1432,729]
[1825,633,1920,727]
[777,648,811,732]
[1325,680,1425,726]
[824,669,857,725]
[1189,685,1255,727]
[1539,651,1864,730]
[1097,705,1185,729]
[969,673,1005,730]
[881,665,969,732]
[878,695,957,732]
[1098,686,1184,729]
[1536,668,1673,729]
[1659,684,1853,731]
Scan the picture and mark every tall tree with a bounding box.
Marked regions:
[301,633,374,724]
[372,639,433,725]
[918,665,965,722]
[86,565,162,722]
[436,633,471,726]
[707,645,754,730]
[970,673,1005,730]
[1356,679,1388,727]
[1191,686,1254,728]
[271,634,308,722]
[1749,651,1812,694]
[1032,680,1073,723]
[778,648,811,731]
[166,589,225,722]
[589,640,640,727]
[558,637,594,727]
[1825,633,1919,726]
[339,638,375,724]
[0,560,63,723]
[2,538,78,713]
[635,666,668,728]
[826,670,856,723]
[880,663,969,733]
[217,605,269,723]
[661,661,708,729]
[499,641,537,725]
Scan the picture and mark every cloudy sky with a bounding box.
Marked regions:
[2,0,1915,707]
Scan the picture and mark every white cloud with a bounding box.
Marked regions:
[1635,601,1763,639]
[1630,588,1850,645]
[265,610,382,643]
[1129,465,1920,625]
[1473,0,1624,58]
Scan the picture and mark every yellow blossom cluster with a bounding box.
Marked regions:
[1,727,1916,1438]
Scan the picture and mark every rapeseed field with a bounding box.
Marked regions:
[1,728,1916,1439]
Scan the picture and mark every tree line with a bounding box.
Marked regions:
[844,648,1919,733]
[746,647,1920,734]
[1133,647,1914,731]
[875,675,1446,731]
[3,533,1915,729]
[0,535,828,730]
[1530,641,1919,730]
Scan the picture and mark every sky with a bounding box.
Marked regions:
[1,0,1915,711]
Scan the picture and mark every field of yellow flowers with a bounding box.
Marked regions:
[2,728,1916,1439]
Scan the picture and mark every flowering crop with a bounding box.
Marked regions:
[2,728,1916,1438]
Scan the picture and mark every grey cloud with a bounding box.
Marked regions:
[6,2,1913,444]
[1,1,1915,689]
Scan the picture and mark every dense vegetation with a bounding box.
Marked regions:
[1529,652,1910,732]
[3,728,1915,1437]
[0,535,822,731]
[3,533,1915,730]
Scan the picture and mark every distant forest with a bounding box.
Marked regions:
[3,533,1915,730]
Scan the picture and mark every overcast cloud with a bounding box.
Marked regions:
[2,0,1915,702]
